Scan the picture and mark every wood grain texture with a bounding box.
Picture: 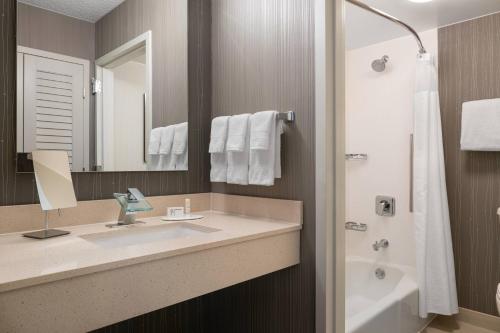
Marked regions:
[17,3,97,167]
[95,0,188,128]
[209,0,316,331]
[439,14,500,316]
[17,3,95,61]
[95,0,316,332]
[0,0,211,206]
[17,2,95,62]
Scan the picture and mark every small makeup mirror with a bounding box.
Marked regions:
[23,151,77,239]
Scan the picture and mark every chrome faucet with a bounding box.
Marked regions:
[372,239,389,251]
[106,188,153,228]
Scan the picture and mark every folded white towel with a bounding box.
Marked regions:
[172,122,188,155]
[249,111,275,150]
[148,127,162,155]
[171,122,188,170]
[227,114,251,152]
[249,111,283,186]
[227,114,251,185]
[210,153,227,182]
[461,98,500,151]
[159,126,175,155]
[209,116,230,153]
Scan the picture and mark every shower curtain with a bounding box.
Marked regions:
[413,53,458,318]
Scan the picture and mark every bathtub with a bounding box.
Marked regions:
[346,257,432,333]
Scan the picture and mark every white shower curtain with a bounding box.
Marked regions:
[413,53,458,318]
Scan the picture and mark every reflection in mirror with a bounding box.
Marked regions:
[16,0,188,172]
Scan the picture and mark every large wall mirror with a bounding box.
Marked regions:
[16,0,188,172]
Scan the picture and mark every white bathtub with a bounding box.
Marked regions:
[346,257,432,333]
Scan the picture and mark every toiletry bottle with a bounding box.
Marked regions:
[185,198,191,216]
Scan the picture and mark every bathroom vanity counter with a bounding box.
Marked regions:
[0,198,301,333]
[0,211,301,293]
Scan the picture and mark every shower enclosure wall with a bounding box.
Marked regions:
[345,29,438,333]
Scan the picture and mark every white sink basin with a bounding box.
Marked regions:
[80,222,220,248]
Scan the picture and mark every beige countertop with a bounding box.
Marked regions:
[0,211,301,293]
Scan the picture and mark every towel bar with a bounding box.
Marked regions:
[278,111,295,123]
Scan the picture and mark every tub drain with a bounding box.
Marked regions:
[375,268,386,279]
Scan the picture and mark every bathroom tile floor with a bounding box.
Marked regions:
[424,315,499,333]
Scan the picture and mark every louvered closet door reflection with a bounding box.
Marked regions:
[23,54,84,171]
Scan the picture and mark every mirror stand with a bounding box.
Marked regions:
[23,211,70,240]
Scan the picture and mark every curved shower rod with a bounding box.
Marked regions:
[346,0,427,54]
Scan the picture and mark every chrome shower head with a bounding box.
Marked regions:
[371,55,389,72]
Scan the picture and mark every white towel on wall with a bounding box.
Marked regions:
[159,126,175,155]
[249,111,275,150]
[227,114,251,185]
[209,116,230,153]
[172,122,188,170]
[210,153,227,182]
[148,127,162,155]
[249,111,283,186]
[210,116,230,182]
[461,98,500,151]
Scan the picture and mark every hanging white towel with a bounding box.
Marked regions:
[249,111,283,186]
[461,98,500,151]
[172,122,188,170]
[209,116,230,153]
[148,127,162,155]
[210,153,227,182]
[227,114,251,185]
[210,116,230,182]
[159,126,175,155]
[249,111,274,150]
[413,53,458,318]
[226,114,251,151]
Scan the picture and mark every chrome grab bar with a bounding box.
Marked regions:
[410,134,414,213]
[345,222,368,232]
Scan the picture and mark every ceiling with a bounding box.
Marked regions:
[18,0,126,23]
[346,0,500,49]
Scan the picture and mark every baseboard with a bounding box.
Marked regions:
[456,307,500,332]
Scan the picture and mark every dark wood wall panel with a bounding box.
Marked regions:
[439,14,500,316]
[17,3,95,62]
[96,0,316,332]
[209,0,316,331]
[0,0,211,207]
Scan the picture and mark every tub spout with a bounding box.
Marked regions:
[372,239,389,251]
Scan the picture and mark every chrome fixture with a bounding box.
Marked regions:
[373,239,389,251]
[375,268,386,279]
[410,134,414,213]
[372,55,389,72]
[345,153,368,161]
[345,221,368,232]
[376,195,395,217]
[106,188,153,228]
[277,111,296,123]
[346,0,427,54]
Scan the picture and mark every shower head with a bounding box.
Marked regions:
[371,55,389,72]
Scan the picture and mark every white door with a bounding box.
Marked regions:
[23,54,85,171]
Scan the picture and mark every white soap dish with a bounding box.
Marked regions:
[161,214,204,222]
